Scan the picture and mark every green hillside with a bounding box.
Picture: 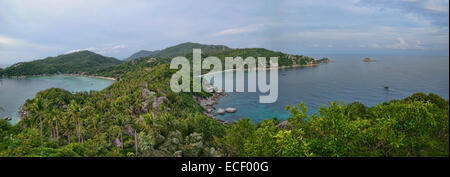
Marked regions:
[151,42,231,58]
[0,51,123,77]
[0,43,447,157]
[125,50,161,61]
[183,48,330,69]
[0,64,447,157]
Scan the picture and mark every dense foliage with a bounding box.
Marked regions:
[183,48,330,70]
[218,93,448,157]
[125,50,161,61]
[0,62,448,157]
[0,43,447,157]
[124,42,231,61]
[0,51,123,77]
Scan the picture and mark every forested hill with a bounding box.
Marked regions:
[0,51,123,77]
[0,63,447,157]
[96,47,331,78]
[183,48,331,68]
[0,43,448,157]
[125,50,161,61]
[125,42,231,61]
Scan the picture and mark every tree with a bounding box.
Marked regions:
[28,96,46,146]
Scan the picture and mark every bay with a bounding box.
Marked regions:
[0,75,114,123]
[207,55,449,123]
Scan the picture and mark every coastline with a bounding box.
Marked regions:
[198,62,328,124]
[199,62,325,77]
[6,74,116,124]
[0,73,117,81]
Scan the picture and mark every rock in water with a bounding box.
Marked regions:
[225,107,237,113]
[217,108,225,114]
[363,57,373,62]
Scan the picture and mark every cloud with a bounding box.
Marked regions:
[64,47,97,54]
[374,38,425,50]
[0,34,43,49]
[357,0,449,26]
[0,0,448,63]
[213,24,266,36]
[65,44,128,55]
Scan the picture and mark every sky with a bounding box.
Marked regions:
[0,0,448,65]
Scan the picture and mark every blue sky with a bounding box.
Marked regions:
[0,0,448,64]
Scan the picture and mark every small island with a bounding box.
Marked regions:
[363,57,374,62]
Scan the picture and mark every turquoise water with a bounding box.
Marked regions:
[0,75,114,123]
[207,55,449,123]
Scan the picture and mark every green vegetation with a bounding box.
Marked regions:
[182,48,330,70]
[0,51,123,77]
[0,62,448,157]
[218,93,448,157]
[125,50,161,61]
[125,42,231,61]
[0,43,329,78]
[0,43,447,157]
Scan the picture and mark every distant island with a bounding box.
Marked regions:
[363,57,374,62]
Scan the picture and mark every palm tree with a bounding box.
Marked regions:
[29,96,45,145]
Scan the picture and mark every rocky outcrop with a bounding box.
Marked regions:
[278,120,289,129]
[112,138,122,148]
[194,89,226,117]
[225,107,237,113]
[217,108,225,114]
[152,96,167,118]
[141,88,151,113]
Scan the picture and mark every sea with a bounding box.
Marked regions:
[205,55,449,123]
[0,75,114,123]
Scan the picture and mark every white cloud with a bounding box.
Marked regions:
[65,44,128,55]
[388,37,410,49]
[0,34,43,49]
[357,0,449,26]
[64,47,97,54]
[372,38,425,50]
[213,24,266,36]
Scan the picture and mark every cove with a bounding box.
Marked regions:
[207,55,449,123]
[0,75,115,123]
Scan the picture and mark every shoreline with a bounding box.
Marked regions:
[198,62,328,124]
[199,62,325,77]
[0,73,117,81]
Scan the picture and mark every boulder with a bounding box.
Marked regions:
[217,108,225,114]
[206,107,215,113]
[277,120,289,129]
[225,107,237,113]
[112,138,122,148]
[152,96,167,118]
